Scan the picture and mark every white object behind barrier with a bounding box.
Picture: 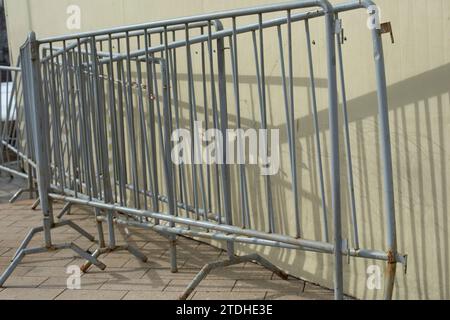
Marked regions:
[0,82,16,121]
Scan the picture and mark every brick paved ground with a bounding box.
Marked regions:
[0,176,337,300]
[0,175,27,204]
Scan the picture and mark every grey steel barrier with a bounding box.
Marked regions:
[0,0,406,300]
[0,64,38,203]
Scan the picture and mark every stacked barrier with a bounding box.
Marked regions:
[0,0,406,300]
[0,64,37,202]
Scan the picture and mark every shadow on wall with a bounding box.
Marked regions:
[248,63,447,299]
[344,63,447,299]
[168,63,449,299]
[333,62,449,299]
[387,64,449,300]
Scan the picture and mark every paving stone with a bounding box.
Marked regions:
[302,283,335,299]
[0,221,15,228]
[123,291,186,300]
[8,220,41,228]
[0,266,34,277]
[208,269,274,280]
[165,279,236,292]
[0,288,64,300]
[39,277,107,290]
[97,256,131,268]
[1,214,36,221]
[192,292,266,300]
[0,226,28,235]
[139,248,168,258]
[55,289,127,300]
[141,268,199,281]
[0,256,11,266]
[49,234,88,243]
[1,276,48,288]
[99,278,170,292]
[179,255,224,269]
[141,241,172,250]
[0,194,337,300]
[233,280,304,293]
[81,267,149,280]
[123,256,184,269]
[265,290,334,300]
[50,227,80,235]
[0,240,43,250]
[0,248,12,258]
[20,256,76,267]
[50,250,83,259]
[128,233,167,243]
[265,293,312,300]
[23,266,72,278]
[0,233,34,241]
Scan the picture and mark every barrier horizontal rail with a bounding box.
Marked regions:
[0,0,405,300]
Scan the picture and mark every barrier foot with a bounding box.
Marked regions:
[80,248,103,273]
[80,244,148,273]
[55,220,96,242]
[126,244,148,263]
[31,198,40,210]
[57,202,72,219]
[11,221,96,261]
[149,229,178,274]
[9,188,34,203]
[179,253,289,300]
[10,226,44,261]
[253,255,289,280]
[0,243,105,288]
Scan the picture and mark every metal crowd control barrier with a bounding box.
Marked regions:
[0,64,38,202]
[0,0,406,300]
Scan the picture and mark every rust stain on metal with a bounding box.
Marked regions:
[387,250,396,264]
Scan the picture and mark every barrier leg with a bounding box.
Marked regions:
[169,238,178,273]
[79,220,148,273]
[80,244,148,273]
[9,188,25,203]
[10,226,43,261]
[254,255,289,280]
[57,202,72,219]
[11,220,96,261]
[0,242,105,287]
[56,220,95,242]
[126,244,148,263]
[179,253,289,300]
[31,198,40,210]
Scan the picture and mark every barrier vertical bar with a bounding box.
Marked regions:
[27,33,54,247]
[216,20,235,258]
[320,3,343,300]
[363,0,398,300]
[335,16,359,249]
[305,19,329,242]
[161,59,178,273]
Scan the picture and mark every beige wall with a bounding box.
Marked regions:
[4,0,450,300]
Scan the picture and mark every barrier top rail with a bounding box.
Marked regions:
[40,21,212,63]
[36,0,379,44]
[95,0,371,63]
[38,0,337,43]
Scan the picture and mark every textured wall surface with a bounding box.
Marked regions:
[4,0,450,300]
